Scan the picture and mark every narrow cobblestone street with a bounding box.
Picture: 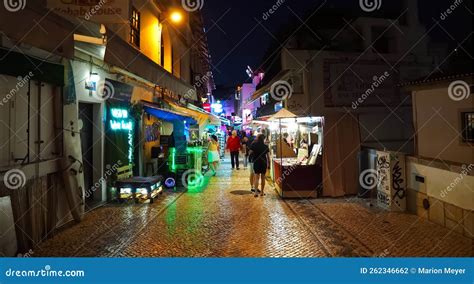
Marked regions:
[35,159,473,257]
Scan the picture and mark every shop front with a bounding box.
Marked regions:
[166,100,226,168]
[141,102,205,190]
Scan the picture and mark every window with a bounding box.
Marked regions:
[461,112,474,143]
[130,8,140,48]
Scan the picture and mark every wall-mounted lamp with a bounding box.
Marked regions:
[159,9,184,24]
[170,11,183,23]
[85,72,100,91]
[89,72,100,83]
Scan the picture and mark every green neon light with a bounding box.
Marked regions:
[188,174,204,190]
[111,108,129,118]
[186,147,203,154]
[128,128,133,165]
[109,108,134,164]
[110,120,133,131]
[110,109,132,131]
[170,148,176,172]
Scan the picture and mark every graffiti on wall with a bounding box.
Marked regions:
[376,151,406,211]
[391,159,406,209]
[377,152,390,193]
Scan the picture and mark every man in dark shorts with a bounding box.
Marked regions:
[250,134,270,197]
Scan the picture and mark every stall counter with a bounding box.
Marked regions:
[273,158,322,198]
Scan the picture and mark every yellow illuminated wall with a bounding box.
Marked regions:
[158,23,163,66]
[140,9,160,64]
[113,2,183,77]
[162,25,173,73]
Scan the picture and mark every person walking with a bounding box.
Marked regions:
[250,134,270,197]
[247,135,258,193]
[207,135,220,176]
[241,134,250,169]
[226,130,241,170]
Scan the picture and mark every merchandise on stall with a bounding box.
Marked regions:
[268,109,324,198]
[217,131,226,159]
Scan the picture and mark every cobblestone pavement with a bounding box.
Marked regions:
[35,159,473,257]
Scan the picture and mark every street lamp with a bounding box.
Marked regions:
[159,9,184,24]
[169,11,183,24]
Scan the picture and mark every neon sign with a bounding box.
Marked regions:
[110,109,132,131]
[211,101,223,114]
[110,108,134,164]
[203,103,211,112]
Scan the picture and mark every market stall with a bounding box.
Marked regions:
[268,109,324,198]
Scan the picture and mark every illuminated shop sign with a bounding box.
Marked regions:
[211,101,223,114]
[203,103,211,112]
[110,108,134,164]
[110,108,132,131]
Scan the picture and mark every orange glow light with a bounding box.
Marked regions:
[170,11,183,23]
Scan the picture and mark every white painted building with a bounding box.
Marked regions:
[402,74,473,238]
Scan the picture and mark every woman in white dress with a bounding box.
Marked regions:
[207,135,220,176]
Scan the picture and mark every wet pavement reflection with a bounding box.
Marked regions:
[34,159,473,257]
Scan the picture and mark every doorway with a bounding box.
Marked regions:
[79,103,94,208]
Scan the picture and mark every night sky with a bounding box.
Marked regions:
[202,0,472,87]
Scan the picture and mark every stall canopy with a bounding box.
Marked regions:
[269,108,298,121]
[166,100,210,126]
[207,113,222,126]
[187,103,222,126]
[143,102,197,125]
[166,100,222,127]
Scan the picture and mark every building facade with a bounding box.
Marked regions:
[403,74,473,238]
[0,0,214,255]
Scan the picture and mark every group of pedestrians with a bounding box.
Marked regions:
[207,130,270,197]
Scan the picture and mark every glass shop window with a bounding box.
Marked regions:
[130,7,140,48]
[461,112,474,143]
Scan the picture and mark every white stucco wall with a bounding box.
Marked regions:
[412,86,474,165]
[407,161,473,211]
